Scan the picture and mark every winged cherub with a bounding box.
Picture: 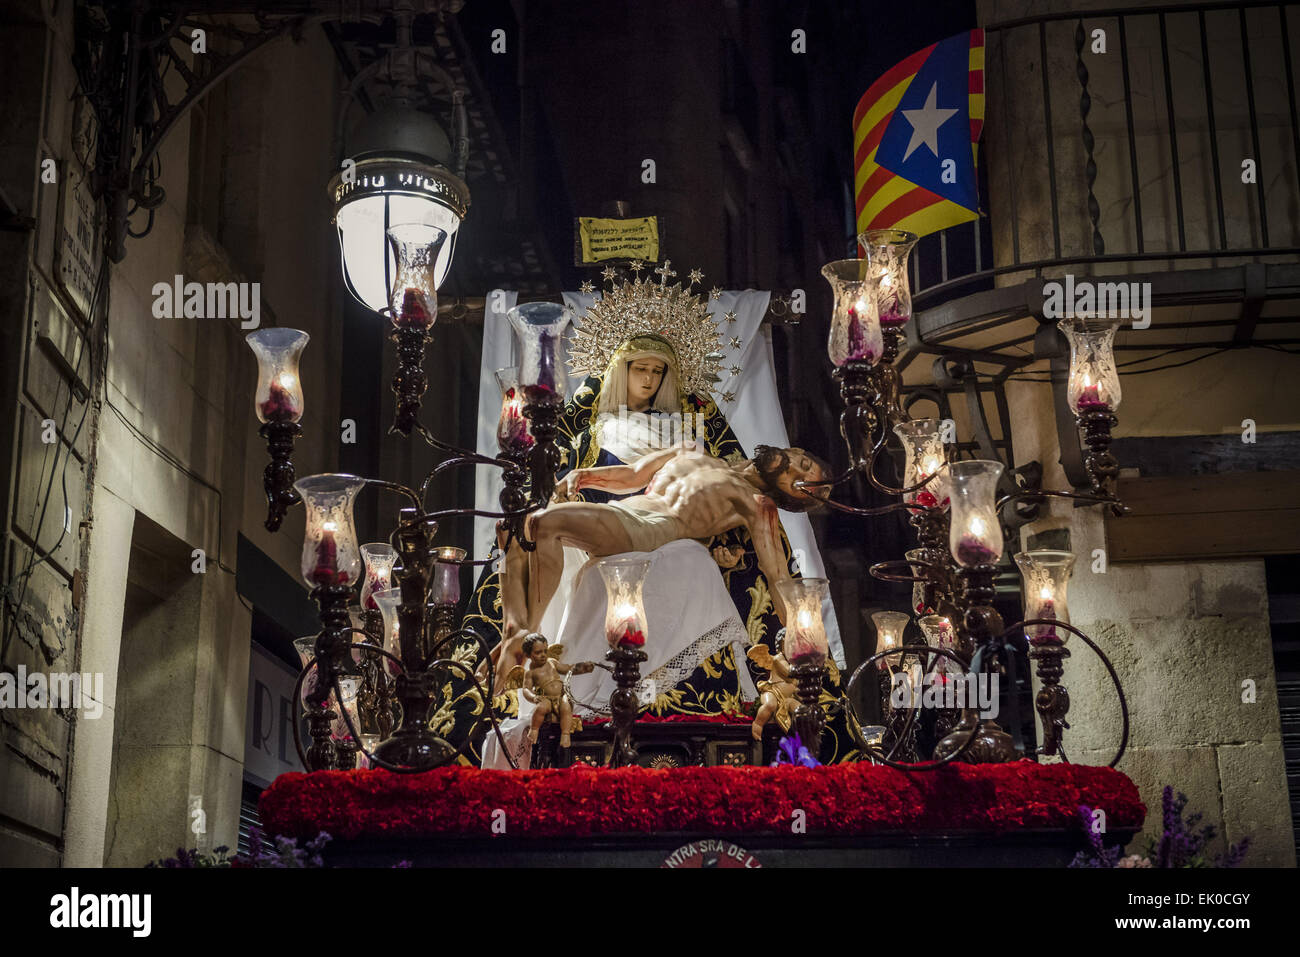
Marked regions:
[512,634,596,749]
[746,640,798,741]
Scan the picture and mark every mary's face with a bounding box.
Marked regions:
[626,358,667,407]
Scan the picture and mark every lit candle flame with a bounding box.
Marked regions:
[967,516,987,538]
[614,601,637,619]
[796,608,814,630]
[322,520,337,532]
[1039,584,1054,601]
[278,372,296,390]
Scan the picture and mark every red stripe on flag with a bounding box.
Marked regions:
[854,164,896,212]
[853,44,936,127]
[867,185,948,230]
[854,113,893,170]
[969,70,984,95]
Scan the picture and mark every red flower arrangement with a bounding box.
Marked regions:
[259,761,1145,842]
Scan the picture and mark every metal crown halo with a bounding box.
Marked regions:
[567,260,726,397]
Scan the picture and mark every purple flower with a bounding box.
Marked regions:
[772,733,821,768]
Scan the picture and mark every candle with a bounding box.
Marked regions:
[607,602,645,647]
[1076,383,1105,409]
[536,331,558,391]
[259,373,302,423]
[878,274,909,326]
[786,607,823,661]
[363,566,390,610]
[846,298,877,363]
[496,388,534,451]
[310,521,348,586]
[392,286,434,329]
[1031,591,1057,643]
[876,631,898,672]
[955,533,999,566]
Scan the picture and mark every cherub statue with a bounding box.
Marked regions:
[506,634,596,749]
[746,639,799,742]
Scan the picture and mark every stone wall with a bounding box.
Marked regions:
[0,5,344,866]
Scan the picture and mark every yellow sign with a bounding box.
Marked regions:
[578,216,659,263]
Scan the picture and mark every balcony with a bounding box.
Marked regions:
[901,0,1300,388]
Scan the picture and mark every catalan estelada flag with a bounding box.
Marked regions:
[854,30,985,239]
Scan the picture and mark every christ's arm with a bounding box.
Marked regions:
[745,495,793,626]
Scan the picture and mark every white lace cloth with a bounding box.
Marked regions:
[480,539,755,770]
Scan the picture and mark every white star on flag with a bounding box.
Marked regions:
[900,82,958,162]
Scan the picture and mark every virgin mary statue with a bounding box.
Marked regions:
[463,269,809,743]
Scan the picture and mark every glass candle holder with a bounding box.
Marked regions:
[293,474,366,588]
[947,460,1005,567]
[386,223,449,330]
[247,328,308,424]
[904,548,935,616]
[330,677,362,741]
[1014,549,1076,644]
[597,556,651,648]
[507,302,572,401]
[778,578,831,665]
[918,614,960,678]
[1059,316,1123,413]
[871,610,911,672]
[857,229,918,327]
[494,366,535,453]
[373,591,403,677]
[360,543,397,611]
[293,636,321,706]
[894,419,949,510]
[821,259,885,367]
[430,546,465,605]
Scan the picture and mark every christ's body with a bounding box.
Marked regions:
[492,444,827,692]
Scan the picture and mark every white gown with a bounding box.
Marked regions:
[480,411,756,770]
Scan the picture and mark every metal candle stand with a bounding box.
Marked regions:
[1077,405,1120,500]
[790,658,828,747]
[1028,633,1070,758]
[391,325,431,436]
[258,421,301,532]
[931,564,1018,764]
[606,644,648,768]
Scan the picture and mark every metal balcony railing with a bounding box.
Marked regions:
[912,0,1300,311]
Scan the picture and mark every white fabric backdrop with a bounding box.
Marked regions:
[473,288,844,665]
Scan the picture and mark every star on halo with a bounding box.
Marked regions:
[579,280,595,294]
[709,286,722,301]
[688,268,705,286]
[601,266,617,282]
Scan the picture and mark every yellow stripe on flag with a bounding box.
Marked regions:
[852,76,913,153]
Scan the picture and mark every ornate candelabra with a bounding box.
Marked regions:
[801,234,1131,770]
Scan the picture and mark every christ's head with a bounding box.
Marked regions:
[753,445,831,513]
